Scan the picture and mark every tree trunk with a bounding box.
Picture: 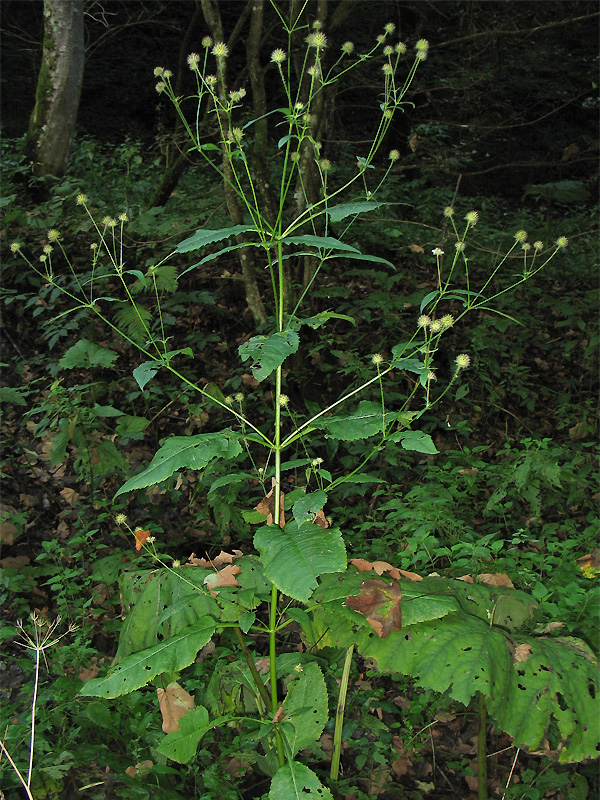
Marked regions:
[26,0,84,180]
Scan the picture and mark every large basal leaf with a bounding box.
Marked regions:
[176,224,256,252]
[156,706,210,763]
[115,430,242,497]
[238,330,299,382]
[282,662,328,757]
[254,520,346,602]
[80,618,215,698]
[269,762,333,800]
[487,635,599,763]
[115,568,218,663]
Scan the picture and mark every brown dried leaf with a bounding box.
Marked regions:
[312,509,329,529]
[204,564,241,590]
[157,681,194,733]
[514,643,533,663]
[60,488,80,506]
[477,572,514,588]
[125,761,153,778]
[350,557,422,582]
[254,479,285,527]
[347,579,402,638]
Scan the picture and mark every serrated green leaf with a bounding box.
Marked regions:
[238,330,299,382]
[133,360,161,391]
[327,201,385,222]
[292,490,327,524]
[282,663,328,757]
[254,520,346,602]
[176,225,256,253]
[488,636,599,762]
[92,404,124,418]
[281,234,360,253]
[80,619,215,698]
[270,762,333,800]
[318,400,383,441]
[156,706,210,763]
[391,430,438,454]
[115,431,242,497]
[59,339,119,370]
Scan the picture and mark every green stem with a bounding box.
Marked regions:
[478,692,488,800]
[233,625,272,711]
[330,645,354,783]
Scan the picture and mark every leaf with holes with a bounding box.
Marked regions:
[269,762,333,800]
[80,618,215,698]
[281,662,328,757]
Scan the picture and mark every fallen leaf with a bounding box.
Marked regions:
[477,572,514,588]
[60,488,80,505]
[350,557,422,581]
[134,528,150,550]
[157,681,194,733]
[347,579,402,638]
[0,556,30,569]
[254,479,285,527]
[514,643,533,663]
[410,243,425,253]
[313,509,329,529]
[125,760,153,778]
[204,564,241,590]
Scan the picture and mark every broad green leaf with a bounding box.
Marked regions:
[294,311,356,329]
[176,225,256,252]
[156,706,210,763]
[59,339,118,369]
[238,330,299,382]
[390,430,438,455]
[133,360,161,391]
[318,400,384,441]
[281,234,360,253]
[487,636,599,762]
[282,663,328,757]
[115,431,242,497]
[390,353,426,374]
[115,415,150,437]
[0,387,27,405]
[254,520,346,602]
[270,762,333,800]
[92,404,124,418]
[292,490,327,524]
[80,618,215,698]
[330,251,395,268]
[327,201,385,222]
[116,568,218,662]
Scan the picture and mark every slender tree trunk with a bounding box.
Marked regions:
[26,0,84,180]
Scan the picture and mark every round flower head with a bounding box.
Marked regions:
[417,314,431,329]
[371,353,384,366]
[555,236,568,249]
[443,206,454,218]
[154,66,164,77]
[202,36,212,49]
[441,314,454,328]
[311,457,324,467]
[312,20,323,30]
[455,353,471,370]
[116,513,127,525]
[234,392,244,403]
[415,39,429,60]
[212,42,229,58]
[429,319,443,334]
[382,63,393,75]
[432,247,444,256]
[163,69,173,79]
[225,395,234,405]
[427,370,437,381]
[389,149,400,161]
[384,23,396,34]
[514,229,528,243]
[47,229,60,242]
[383,45,394,56]
[118,212,128,223]
[228,127,244,144]
[205,74,217,88]
[10,242,21,253]
[376,34,385,44]
[271,48,286,64]
[319,158,331,172]
[155,82,166,93]
[341,41,354,55]
[395,42,407,55]
[76,192,88,206]
[278,394,289,408]
[533,240,544,251]
[187,53,200,70]
[465,210,479,227]
[43,244,53,255]
[229,88,246,102]
[455,241,465,252]
[383,108,394,119]
[306,32,327,50]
